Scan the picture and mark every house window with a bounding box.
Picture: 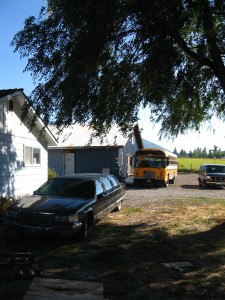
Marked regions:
[24,146,41,165]
[9,100,13,112]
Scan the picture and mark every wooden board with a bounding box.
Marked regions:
[23,277,104,300]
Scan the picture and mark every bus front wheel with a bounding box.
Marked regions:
[169,177,175,184]
[164,181,169,187]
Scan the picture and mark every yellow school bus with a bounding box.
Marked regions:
[132,148,177,187]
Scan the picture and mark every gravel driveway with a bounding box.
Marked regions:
[125,173,225,205]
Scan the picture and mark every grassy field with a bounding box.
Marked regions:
[178,158,225,172]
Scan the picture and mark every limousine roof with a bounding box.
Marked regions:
[55,173,115,180]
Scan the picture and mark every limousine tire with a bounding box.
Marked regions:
[77,215,88,241]
[113,201,122,212]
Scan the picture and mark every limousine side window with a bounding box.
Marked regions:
[101,177,113,194]
[108,175,120,188]
[95,180,104,196]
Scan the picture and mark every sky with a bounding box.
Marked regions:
[1,0,225,153]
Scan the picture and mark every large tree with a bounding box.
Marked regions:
[12,0,225,137]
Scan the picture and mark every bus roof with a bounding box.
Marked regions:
[135,148,177,158]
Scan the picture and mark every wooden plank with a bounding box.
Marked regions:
[24,290,103,300]
[23,277,104,300]
[31,277,103,294]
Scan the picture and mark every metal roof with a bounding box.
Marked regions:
[49,125,132,148]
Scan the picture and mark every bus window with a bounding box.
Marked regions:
[139,160,149,167]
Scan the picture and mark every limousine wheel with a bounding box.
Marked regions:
[77,215,88,241]
[113,202,122,212]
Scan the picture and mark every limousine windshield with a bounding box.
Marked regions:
[35,178,96,199]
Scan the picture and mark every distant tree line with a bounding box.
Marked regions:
[173,146,225,159]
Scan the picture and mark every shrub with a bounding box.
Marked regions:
[0,197,12,221]
[48,168,59,179]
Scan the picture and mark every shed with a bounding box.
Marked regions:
[0,89,57,198]
[48,124,143,180]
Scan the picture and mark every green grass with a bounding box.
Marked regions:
[178,158,225,172]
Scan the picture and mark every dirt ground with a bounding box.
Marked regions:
[125,173,225,204]
[1,173,225,300]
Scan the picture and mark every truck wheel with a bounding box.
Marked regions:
[202,181,208,189]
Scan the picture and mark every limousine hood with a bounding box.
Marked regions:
[9,195,92,214]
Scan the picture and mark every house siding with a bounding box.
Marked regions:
[48,149,64,176]
[0,95,49,198]
[120,136,139,177]
[48,147,120,176]
[75,148,119,174]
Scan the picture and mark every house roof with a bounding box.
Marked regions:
[0,88,24,98]
[49,124,134,148]
[0,89,57,146]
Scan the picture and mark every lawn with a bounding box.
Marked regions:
[1,196,225,299]
[178,157,225,172]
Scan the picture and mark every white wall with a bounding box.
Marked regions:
[119,134,139,178]
[0,97,48,198]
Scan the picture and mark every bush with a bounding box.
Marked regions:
[48,168,59,179]
[0,197,12,221]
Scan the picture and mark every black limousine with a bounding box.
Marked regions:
[4,173,126,240]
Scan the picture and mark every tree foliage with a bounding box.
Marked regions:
[12,0,225,137]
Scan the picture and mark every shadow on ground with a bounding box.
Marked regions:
[1,215,225,300]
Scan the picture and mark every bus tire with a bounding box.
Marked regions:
[164,181,169,187]
[170,177,175,184]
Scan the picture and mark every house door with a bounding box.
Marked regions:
[64,153,75,175]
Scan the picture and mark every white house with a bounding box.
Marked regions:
[0,89,57,198]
